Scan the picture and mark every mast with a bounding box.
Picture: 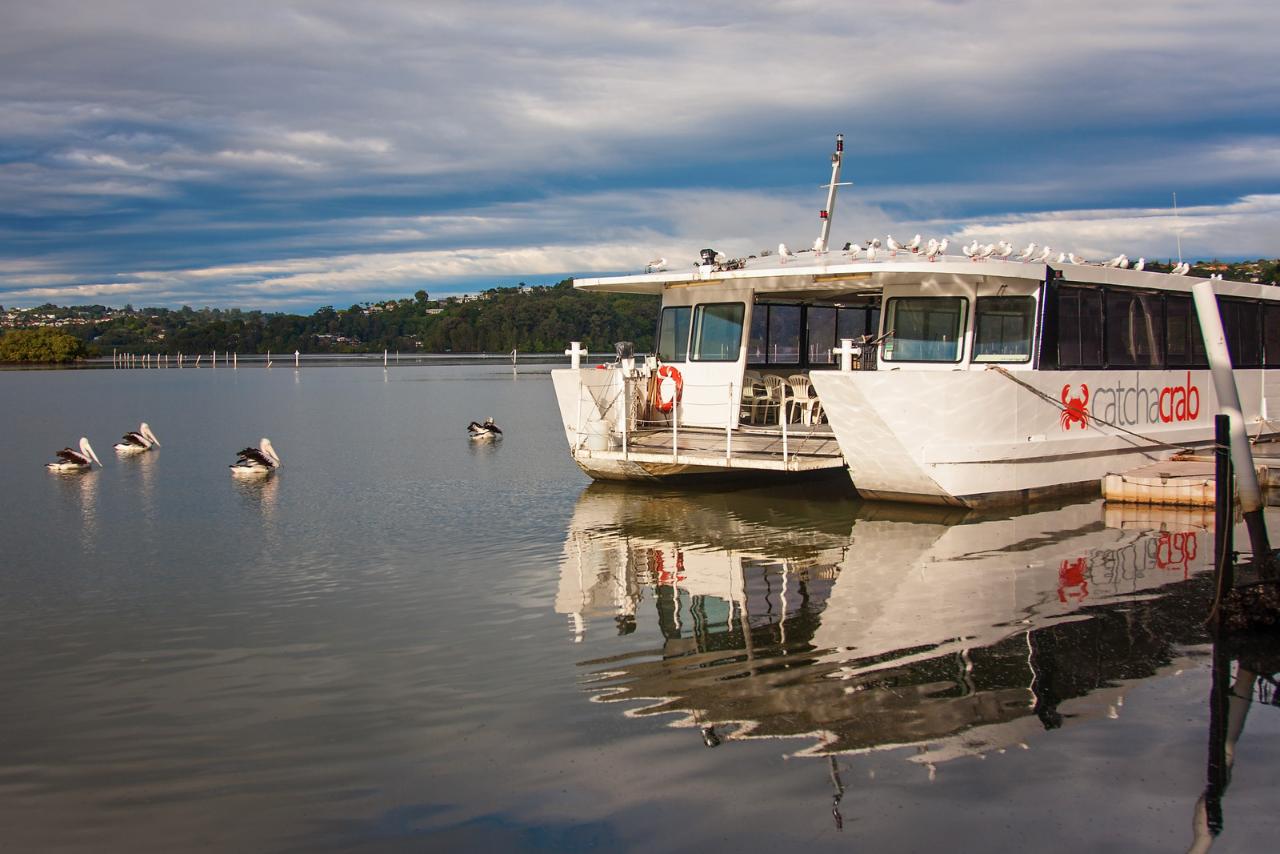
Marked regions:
[816,133,849,253]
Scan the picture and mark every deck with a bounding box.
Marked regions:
[576,423,846,473]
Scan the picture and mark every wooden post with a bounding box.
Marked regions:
[1212,414,1235,629]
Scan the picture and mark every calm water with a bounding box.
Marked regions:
[1,363,1277,852]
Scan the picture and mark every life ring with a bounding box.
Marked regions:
[655,365,683,412]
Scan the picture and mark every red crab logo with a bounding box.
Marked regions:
[1058,558,1089,603]
[1060,384,1089,430]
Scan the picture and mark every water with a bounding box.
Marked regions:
[1,363,1277,852]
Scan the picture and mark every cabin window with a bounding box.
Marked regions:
[747,304,800,365]
[1105,291,1163,368]
[1056,287,1104,368]
[972,296,1035,363]
[838,305,880,344]
[657,306,691,362]
[806,306,837,364]
[1266,305,1280,368]
[883,297,967,363]
[1165,295,1209,368]
[691,302,745,362]
[1219,297,1262,368]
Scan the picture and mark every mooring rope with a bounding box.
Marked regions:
[986,365,1191,455]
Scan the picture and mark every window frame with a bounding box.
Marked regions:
[882,296,968,364]
[656,305,692,362]
[690,301,746,363]
[972,295,1036,364]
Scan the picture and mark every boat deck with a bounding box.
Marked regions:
[577,424,846,473]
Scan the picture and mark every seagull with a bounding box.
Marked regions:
[924,238,939,257]
[1056,252,1068,264]
[1068,253,1085,265]
[812,237,826,253]
[1036,246,1053,263]
[467,417,503,440]
[865,241,878,262]
[886,235,903,255]
[778,243,793,264]
[47,437,102,472]
[962,241,978,260]
[978,243,996,260]
[230,438,281,477]
[925,238,948,261]
[645,257,668,273]
[1171,261,1189,275]
[845,243,863,260]
[1134,257,1146,271]
[114,422,160,454]
[905,234,922,252]
[1018,242,1038,261]
[995,241,1014,260]
[1106,254,1129,268]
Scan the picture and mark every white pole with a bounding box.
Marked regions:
[782,387,789,464]
[384,349,388,367]
[622,375,629,459]
[672,396,679,461]
[726,382,734,462]
[212,350,216,368]
[234,352,238,369]
[294,350,299,368]
[816,133,846,253]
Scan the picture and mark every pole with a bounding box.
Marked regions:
[726,382,734,462]
[816,134,846,253]
[1213,414,1235,627]
[1192,281,1273,577]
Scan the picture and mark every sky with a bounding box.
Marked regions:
[2,0,1279,312]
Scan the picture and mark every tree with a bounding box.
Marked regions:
[0,328,89,362]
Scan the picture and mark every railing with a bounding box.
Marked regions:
[570,370,828,467]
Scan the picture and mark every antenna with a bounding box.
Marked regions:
[816,134,853,253]
[1173,192,1183,265]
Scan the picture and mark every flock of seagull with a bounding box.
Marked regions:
[761,234,1202,276]
[46,425,282,477]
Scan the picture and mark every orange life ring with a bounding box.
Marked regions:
[655,365,683,412]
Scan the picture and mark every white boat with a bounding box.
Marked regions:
[551,136,1280,506]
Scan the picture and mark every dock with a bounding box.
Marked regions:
[1104,442,1280,506]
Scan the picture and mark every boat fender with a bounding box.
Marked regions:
[655,365,683,412]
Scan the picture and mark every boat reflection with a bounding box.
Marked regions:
[558,483,1217,764]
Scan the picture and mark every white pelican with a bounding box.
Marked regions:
[468,418,503,440]
[114,422,160,454]
[47,437,102,472]
[230,438,281,477]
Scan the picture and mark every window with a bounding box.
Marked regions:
[1165,295,1208,368]
[1057,287,1104,368]
[657,306,691,362]
[837,306,880,344]
[806,307,837,364]
[691,302,745,361]
[1266,305,1280,368]
[747,304,801,365]
[1106,291,1163,367]
[1219,298,1262,368]
[973,296,1035,362]
[883,297,967,362]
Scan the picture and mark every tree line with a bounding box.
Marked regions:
[0,280,660,361]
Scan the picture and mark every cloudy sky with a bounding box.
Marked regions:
[2,0,1278,311]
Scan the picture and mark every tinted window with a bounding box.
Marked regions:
[1267,305,1280,368]
[1219,298,1262,367]
[807,307,837,364]
[657,306,691,362]
[1057,287,1103,368]
[883,297,967,362]
[1106,291,1163,367]
[1165,295,1208,368]
[973,296,1035,362]
[692,303,745,361]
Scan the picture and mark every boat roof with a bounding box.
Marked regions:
[575,251,1279,300]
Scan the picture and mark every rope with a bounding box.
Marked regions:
[986,365,1192,455]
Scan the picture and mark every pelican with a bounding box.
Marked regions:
[47,437,102,472]
[468,417,503,440]
[114,422,160,454]
[230,438,281,477]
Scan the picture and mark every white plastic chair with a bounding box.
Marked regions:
[787,374,819,425]
[760,375,787,425]
[740,370,766,424]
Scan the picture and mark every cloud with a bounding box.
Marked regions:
[1,1,1277,309]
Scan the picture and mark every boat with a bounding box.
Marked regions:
[551,135,1280,506]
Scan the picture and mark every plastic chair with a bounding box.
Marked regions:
[787,374,819,425]
[740,370,766,424]
[760,375,787,425]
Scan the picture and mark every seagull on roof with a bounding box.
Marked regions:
[1056,252,1068,264]
[925,238,948,261]
[886,235,903,255]
[1068,253,1086,265]
[114,422,160,454]
[1036,246,1053,263]
[1134,257,1146,271]
[962,241,977,260]
[230,438,281,477]
[1106,254,1129,269]
[778,243,793,263]
[978,243,996,260]
[1172,261,1190,275]
[1018,242,1038,261]
[645,257,668,273]
[995,241,1014,260]
[47,437,101,472]
[865,240,878,262]
[905,234,922,252]
[845,243,863,260]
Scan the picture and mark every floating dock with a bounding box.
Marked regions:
[1104,442,1280,506]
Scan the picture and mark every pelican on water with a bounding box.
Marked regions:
[230,438,281,476]
[468,418,503,440]
[114,422,161,454]
[47,437,102,472]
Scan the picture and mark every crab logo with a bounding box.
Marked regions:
[1057,558,1089,603]
[1060,384,1090,430]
